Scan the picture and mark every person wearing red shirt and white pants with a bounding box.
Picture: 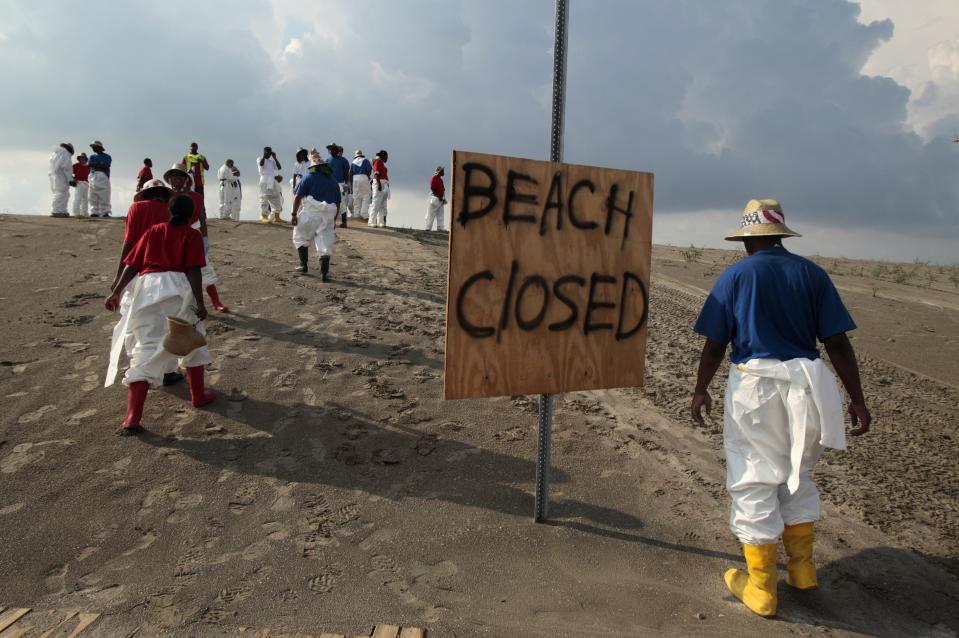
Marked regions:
[165,164,230,313]
[369,150,390,228]
[105,194,215,435]
[72,153,91,217]
[425,165,447,231]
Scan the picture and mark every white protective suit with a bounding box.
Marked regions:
[257,155,279,215]
[217,164,241,220]
[106,272,213,389]
[369,179,390,227]
[261,180,283,214]
[88,171,111,217]
[293,198,338,256]
[724,357,846,545]
[425,195,445,231]
[48,147,73,215]
[351,173,372,221]
[73,176,89,217]
[291,160,309,193]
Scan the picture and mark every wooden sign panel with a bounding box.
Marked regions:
[444,151,654,399]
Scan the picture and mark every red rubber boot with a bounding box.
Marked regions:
[121,381,149,435]
[206,285,229,313]
[187,366,215,407]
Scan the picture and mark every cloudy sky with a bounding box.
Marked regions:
[1,0,957,261]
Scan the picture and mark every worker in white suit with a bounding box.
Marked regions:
[291,149,341,281]
[691,198,871,619]
[257,146,283,223]
[87,140,112,217]
[217,159,241,220]
[350,149,372,222]
[48,142,74,217]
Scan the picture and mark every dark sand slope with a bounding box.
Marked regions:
[0,215,956,637]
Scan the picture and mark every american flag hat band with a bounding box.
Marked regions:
[725,198,801,241]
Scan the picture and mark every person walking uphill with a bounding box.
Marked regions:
[291,149,341,281]
[350,149,372,223]
[105,194,215,436]
[88,140,112,217]
[690,198,871,618]
[325,143,351,228]
[48,142,74,217]
[165,164,229,313]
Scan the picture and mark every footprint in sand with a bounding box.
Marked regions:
[123,529,158,556]
[67,408,98,424]
[95,456,132,478]
[308,565,343,594]
[1,439,74,473]
[73,354,99,371]
[137,483,178,518]
[166,493,204,524]
[229,483,257,514]
[16,405,57,424]
[44,563,68,593]
[80,372,99,392]
[269,482,296,512]
[0,501,25,519]
[215,580,254,605]
[262,521,291,541]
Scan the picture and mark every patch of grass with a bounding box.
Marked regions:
[681,244,704,264]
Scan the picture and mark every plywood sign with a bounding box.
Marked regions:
[444,150,654,400]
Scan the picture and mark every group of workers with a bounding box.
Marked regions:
[48,140,113,218]
[255,143,396,229]
[49,141,450,232]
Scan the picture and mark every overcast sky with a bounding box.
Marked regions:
[1,0,957,261]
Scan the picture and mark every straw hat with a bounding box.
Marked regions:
[90,140,105,150]
[434,165,445,174]
[162,317,207,356]
[724,198,801,241]
[134,178,173,202]
[309,148,326,167]
[353,149,364,157]
[163,163,189,182]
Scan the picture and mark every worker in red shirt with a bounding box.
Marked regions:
[72,153,91,217]
[136,159,154,192]
[164,164,230,313]
[425,165,447,231]
[105,194,215,435]
[108,178,188,387]
[368,150,390,228]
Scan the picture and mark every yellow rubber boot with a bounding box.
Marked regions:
[783,523,817,589]
[271,211,286,224]
[259,213,270,223]
[724,543,778,617]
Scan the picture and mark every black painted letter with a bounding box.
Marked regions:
[584,272,617,335]
[539,171,564,236]
[503,170,538,225]
[604,183,635,247]
[568,179,598,230]
[615,271,649,341]
[456,270,495,338]
[515,275,550,331]
[458,162,498,227]
[549,274,586,331]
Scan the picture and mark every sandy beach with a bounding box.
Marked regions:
[0,214,957,637]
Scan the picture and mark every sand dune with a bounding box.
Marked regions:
[0,215,956,637]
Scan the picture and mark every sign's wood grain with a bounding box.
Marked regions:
[444,151,653,399]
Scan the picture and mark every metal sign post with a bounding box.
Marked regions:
[534,0,569,523]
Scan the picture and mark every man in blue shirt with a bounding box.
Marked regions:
[325,143,352,228]
[350,149,373,223]
[691,198,870,618]
[88,140,112,217]
[291,149,342,281]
